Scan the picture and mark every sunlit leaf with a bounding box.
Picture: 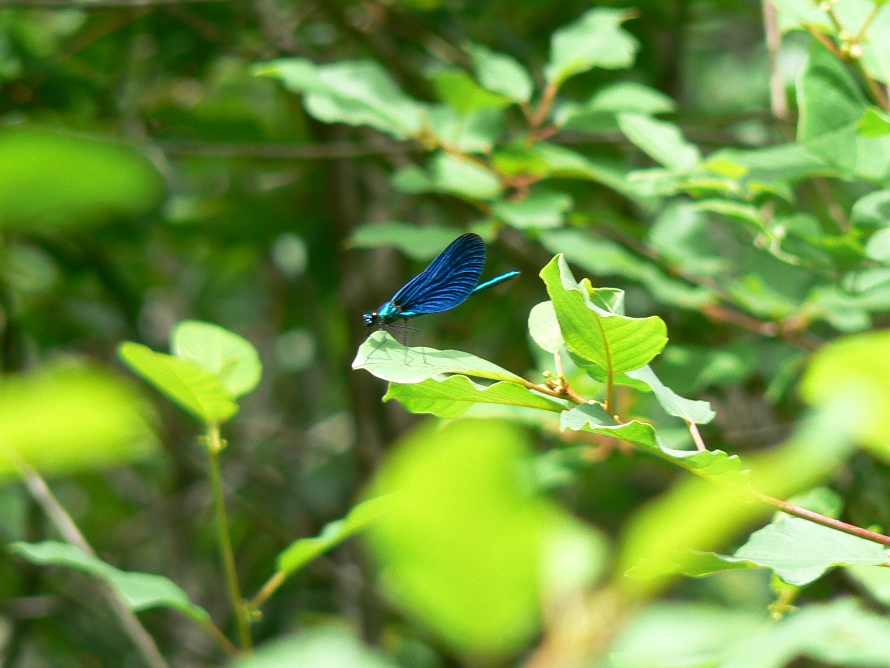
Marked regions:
[858,107,890,137]
[230,628,398,668]
[528,301,563,354]
[171,321,261,398]
[492,188,572,230]
[618,113,701,171]
[0,367,155,483]
[467,43,533,103]
[431,69,511,115]
[0,128,165,230]
[625,365,715,424]
[348,223,464,260]
[11,541,209,622]
[430,152,502,200]
[384,375,566,418]
[118,342,238,424]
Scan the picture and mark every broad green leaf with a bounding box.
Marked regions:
[528,301,563,354]
[467,43,533,103]
[391,165,434,194]
[531,142,641,200]
[0,367,155,483]
[560,404,742,482]
[647,202,726,277]
[731,517,889,586]
[618,113,701,171]
[276,495,394,577]
[866,227,890,262]
[10,541,209,622]
[426,105,503,153]
[430,152,502,201]
[555,82,675,132]
[695,199,768,232]
[431,69,512,115]
[492,188,572,230]
[383,375,566,418]
[852,190,890,229]
[608,602,767,668]
[255,58,422,139]
[712,144,832,183]
[364,419,606,657]
[625,366,716,424]
[799,330,890,453]
[545,8,639,86]
[347,223,464,260]
[846,564,890,607]
[719,598,890,668]
[540,255,668,372]
[0,128,165,230]
[171,321,261,398]
[859,107,890,137]
[118,342,238,423]
[230,628,397,668]
[352,331,522,383]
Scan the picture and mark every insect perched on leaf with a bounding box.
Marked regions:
[363,232,519,342]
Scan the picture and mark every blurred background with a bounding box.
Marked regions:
[2,0,888,665]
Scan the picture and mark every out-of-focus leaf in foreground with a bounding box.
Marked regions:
[0,366,155,483]
[363,419,606,658]
[0,128,165,230]
[229,627,396,668]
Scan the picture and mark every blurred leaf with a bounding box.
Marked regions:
[847,564,890,607]
[531,142,641,200]
[276,496,394,579]
[0,367,154,482]
[348,224,463,260]
[528,301,563,354]
[866,227,890,261]
[467,43,533,103]
[712,144,832,182]
[364,419,605,657]
[255,58,422,139]
[230,627,397,668]
[353,331,522,383]
[11,541,209,622]
[618,113,701,171]
[430,152,502,200]
[625,366,716,424]
[719,598,890,668]
[799,330,890,454]
[431,69,511,115]
[608,602,766,668]
[561,404,742,482]
[647,202,726,277]
[696,199,768,233]
[545,8,639,86]
[0,128,165,230]
[426,105,503,153]
[171,321,261,398]
[384,375,566,418]
[540,254,668,372]
[556,82,675,131]
[492,188,572,230]
[118,342,238,424]
[859,107,890,137]
[852,189,890,229]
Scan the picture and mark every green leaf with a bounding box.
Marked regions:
[540,255,668,372]
[852,190,890,229]
[858,107,890,137]
[531,142,642,200]
[431,69,512,115]
[695,199,768,233]
[799,330,890,454]
[352,331,522,384]
[866,227,890,262]
[430,152,502,201]
[0,128,165,230]
[555,82,675,132]
[347,223,464,260]
[365,419,606,657]
[617,113,701,171]
[528,301,563,354]
[467,43,533,103]
[720,598,890,668]
[426,105,503,153]
[847,564,890,607]
[230,629,398,668]
[10,541,209,622]
[0,367,155,483]
[712,144,832,183]
[491,187,572,230]
[276,495,394,578]
[384,375,566,418]
[731,517,889,586]
[560,404,742,482]
[118,342,238,424]
[624,365,716,424]
[255,58,422,139]
[171,321,261,398]
[545,8,639,86]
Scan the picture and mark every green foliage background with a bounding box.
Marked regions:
[3,0,890,666]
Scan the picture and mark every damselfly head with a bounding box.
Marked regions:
[363,312,378,328]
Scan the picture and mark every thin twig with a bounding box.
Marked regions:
[688,422,707,452]
[761,0,789,121]
[757,493,890,547]
[18,464,170,668]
